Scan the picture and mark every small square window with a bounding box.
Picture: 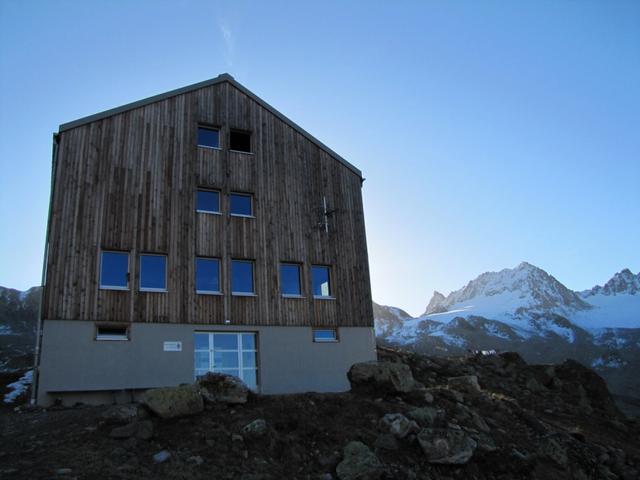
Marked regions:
[232,260,255,295]
[280,263,302,296]
[96,325,129,341]
[100,251,129,290]
[197,189,220,214]
[196,258,221,294]
[311,265,331,297]
[313,329,338,343]
[230,193,253,217]
[140,254,167,292]
[198,126,220,149]
[229,129,251,153]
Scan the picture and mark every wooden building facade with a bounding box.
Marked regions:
[35,74,375,405]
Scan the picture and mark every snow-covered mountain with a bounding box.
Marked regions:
[374,263,640,402]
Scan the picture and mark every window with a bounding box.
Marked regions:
[100,251,129,290]
[229,129,251,152]
[230,193,253,217]
[280,263,302,296]
[96,325,129,341]
[311,265,332,298]
[194,332,258,390]
[197,126,220,149]
[231,260,254,295]
[196,258,221,294]
[196,189,220,214]
[313,329,338,343]
[140,254,167,292]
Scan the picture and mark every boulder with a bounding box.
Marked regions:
[336,441,383,480]
[447,375,481,394]
[242,419,268,437]
[142,385,203,419]
[407,407,442,427]
[417,428,477,464]
[378,413,420,439]
[197,372,249,404]
[454,404,490,433]
[101,404,139,424]
[348,362,416,394]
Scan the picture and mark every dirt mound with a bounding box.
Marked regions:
[1,348,639,479]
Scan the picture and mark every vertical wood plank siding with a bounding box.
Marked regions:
[43,81,374,327]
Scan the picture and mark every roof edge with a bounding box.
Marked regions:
[57,73,363,178]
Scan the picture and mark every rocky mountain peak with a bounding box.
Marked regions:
[424,291,447,315]
[425,262,591,317]
[582,269,640,297]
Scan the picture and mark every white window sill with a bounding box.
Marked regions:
[196,290,223,296]
[314,339,339,343]
[198,145,222,150]
[282,294,304,299]
[232,292,257,297]
[196,210,222,215]
[313,295,335,300]
[99,286,129,291]
[140,288,168,293]
[95,336,129,341]
[230,213,255,219]
[229,150,254,155]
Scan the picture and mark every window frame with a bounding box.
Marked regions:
[231,259,256,296]
[229,192,254,218]
[139,253,168,293]
[196,188,222,215]
[197,125,221,150]
[311,264,334,299]
[280,262,303,298]
[228,128,252,154]
[194,331,259,390]
[95,324,130,341]
[195,257,222,295]
[99,250,130,291]
[313,328,339,343]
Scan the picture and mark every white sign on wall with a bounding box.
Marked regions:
[163,341,182,352]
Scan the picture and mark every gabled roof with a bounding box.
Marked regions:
[58,73,362,178]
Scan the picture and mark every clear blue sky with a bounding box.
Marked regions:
[1,1,638,316]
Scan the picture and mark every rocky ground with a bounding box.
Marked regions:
[1,348,639,479]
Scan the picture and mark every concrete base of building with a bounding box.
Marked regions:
[36,320,377,406]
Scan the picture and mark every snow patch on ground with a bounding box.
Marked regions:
[4,370,33,404]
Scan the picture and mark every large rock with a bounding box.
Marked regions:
[417,428,477,464]
[142,385,204,419]
[197,372,249,404]
[101,404,139,424]
[242,419,268,437]
[348,361,416,394]
[336,441,383,480]
[407,407,443,427]
[378,413,419,439]
[447,375,482,394]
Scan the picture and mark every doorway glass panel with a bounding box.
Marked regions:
[194,332,258,390]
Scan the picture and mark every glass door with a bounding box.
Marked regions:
[194,332,258,390]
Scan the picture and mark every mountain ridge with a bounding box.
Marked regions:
[374,263,640,409]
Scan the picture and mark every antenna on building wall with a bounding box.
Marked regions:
[318,195,336,234]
